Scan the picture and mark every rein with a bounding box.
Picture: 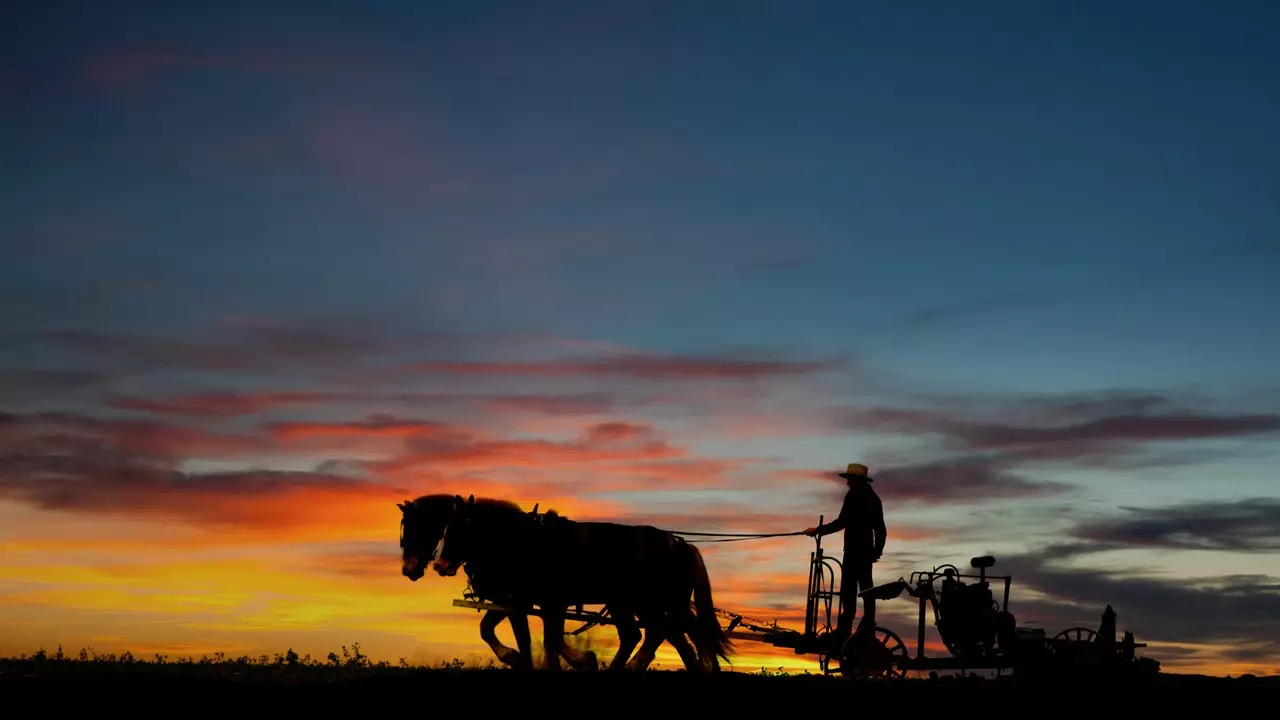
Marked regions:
[669,530,808,543]
[523,505,807,543]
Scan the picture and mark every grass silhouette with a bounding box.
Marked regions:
[2,642,818,679]
[3,641,1275,711]
[3,642,494,682]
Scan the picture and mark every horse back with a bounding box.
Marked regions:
[551,519,679,564]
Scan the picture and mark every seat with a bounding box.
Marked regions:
[970,555,996,569]
[859,580,909,601]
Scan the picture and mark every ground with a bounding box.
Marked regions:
[3,649,1277,712]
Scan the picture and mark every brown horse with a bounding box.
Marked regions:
[400,494,540,669]
[400,494,623,671]
[431,494,732,672]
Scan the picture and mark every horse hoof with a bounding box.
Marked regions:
[498,650,521,667]
[574,651,598,672]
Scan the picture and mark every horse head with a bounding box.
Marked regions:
[398,494,458,582]
[431,494,477,577]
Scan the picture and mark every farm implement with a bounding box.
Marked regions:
[451,514,1162,679]
[718,519,1162,679]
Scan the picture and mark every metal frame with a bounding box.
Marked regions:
[898,559,1016,671]
[452,597,615,636]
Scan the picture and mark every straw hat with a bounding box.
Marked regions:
[837,462,873,482]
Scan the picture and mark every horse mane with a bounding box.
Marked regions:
[408,493,454,505]
[407,493,525,512]
[469,496,523,512]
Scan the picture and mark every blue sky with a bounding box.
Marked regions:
[6,1,1278,383]
[2,1,1279,674]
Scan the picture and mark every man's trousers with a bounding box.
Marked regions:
[835,551,875,637]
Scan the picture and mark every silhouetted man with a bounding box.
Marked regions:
[804,463,886,642]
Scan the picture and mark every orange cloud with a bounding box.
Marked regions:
[0,424,410,542]
[2,412,746,542]
[12,475,403,544]
[268,414,466,444]
[355,420,740,492]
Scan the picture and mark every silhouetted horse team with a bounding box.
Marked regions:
[398,494,733,672]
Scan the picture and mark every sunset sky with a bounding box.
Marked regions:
[3,1,1279,676]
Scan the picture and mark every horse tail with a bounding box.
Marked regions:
[684,539,732,667]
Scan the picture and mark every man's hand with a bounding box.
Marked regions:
[803,527,819,537]
[871,550,882,563]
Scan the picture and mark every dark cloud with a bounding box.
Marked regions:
[102,390,345,417]
[97,388,627,419]
[0,316,451,379]
[6,329,265,374]
[1070,499,1280,553]
[895,291,1052,333]
[827,389,1280,477]
[0,410,269,458]
[0,369,114,404]
[3,316,846,423]
[783,455,1072,506]
[405,353,847,380]
[870,457,1072,504]
[954,412,1280,450]
[835,404,1280,453]
[796,388,1280,532]
[996,390,1181,423]
[997,544,1280,667]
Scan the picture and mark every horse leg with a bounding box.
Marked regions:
[479,610,523,667]
[558,635,599,672]
[668,600,716,672]
[541,608,566,671]
[626,608,668,672]
[510,611,533,670]
[665,609,704,672]
[608,608,642,671]
[556,607,598,672]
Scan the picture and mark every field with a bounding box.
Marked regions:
[3,645,1277,712]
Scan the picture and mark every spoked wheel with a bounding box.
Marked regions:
[838,626,908,680]
[1049,627,1098,659]
[1055,627,1098,643]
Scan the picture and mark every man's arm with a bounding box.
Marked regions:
[871,492,886,559]
[805,491,853,536]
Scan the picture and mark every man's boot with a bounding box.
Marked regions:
[830,613,854,651]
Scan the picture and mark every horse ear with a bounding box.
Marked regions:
[531,503,539,514]
[396,502,406,512]
[467,494,475,505]
[454,494,464,507]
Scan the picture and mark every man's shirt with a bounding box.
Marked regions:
[818,483,886,556]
